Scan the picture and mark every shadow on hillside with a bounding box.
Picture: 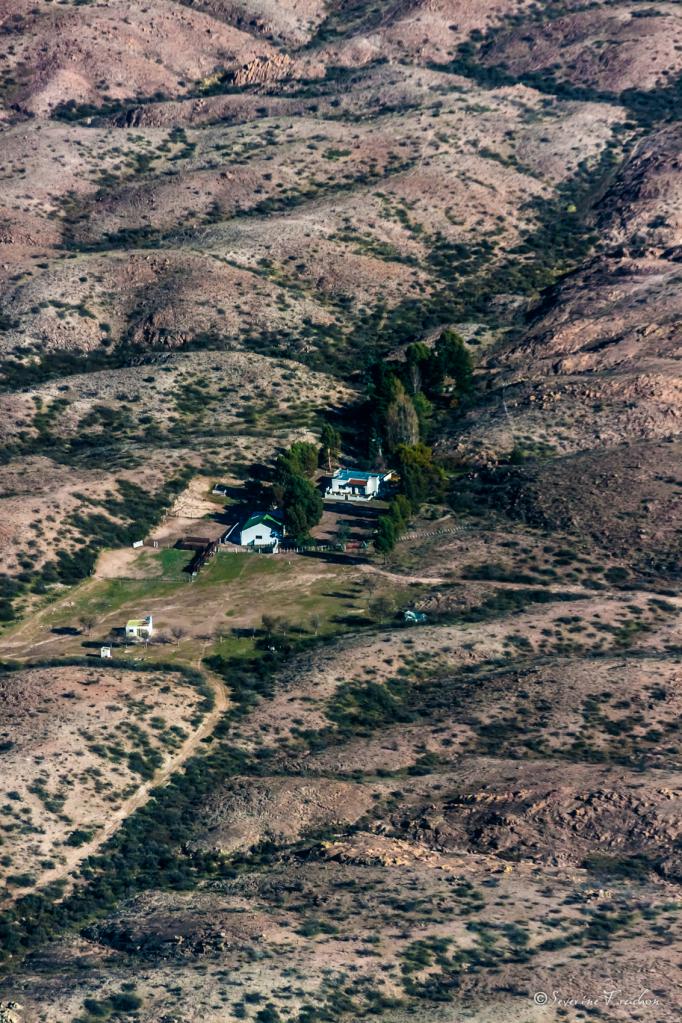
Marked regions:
[297,550,370,566]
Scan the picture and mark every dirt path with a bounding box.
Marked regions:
[0,580,100,651]
[356,563,448,586]
[356,562,605,596]
[3,663,230,905]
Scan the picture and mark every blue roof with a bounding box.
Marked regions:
[334,468,384,481]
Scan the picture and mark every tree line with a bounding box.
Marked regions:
[241,329,472,548]
[367,329,472,553]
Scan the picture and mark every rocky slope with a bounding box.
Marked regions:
[0,3,681,1023]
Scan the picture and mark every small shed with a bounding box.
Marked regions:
[100,646,112,659]
[125,615,154,641]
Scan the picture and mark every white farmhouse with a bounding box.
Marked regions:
[125,615,153,641]
[325,468,393,501]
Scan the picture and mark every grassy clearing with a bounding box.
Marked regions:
[0,546,418,667]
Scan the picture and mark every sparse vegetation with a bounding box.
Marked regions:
[0,4,680,1020]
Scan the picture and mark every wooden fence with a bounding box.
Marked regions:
[145,524,468,558]
[400,525,469,541]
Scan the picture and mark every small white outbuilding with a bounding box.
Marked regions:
[125,615,154,641]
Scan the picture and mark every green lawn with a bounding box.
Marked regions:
[195,551,282,587]
[45,550,289,627]
[0,545,423,668]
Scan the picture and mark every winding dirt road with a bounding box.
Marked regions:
[3,664,230,905]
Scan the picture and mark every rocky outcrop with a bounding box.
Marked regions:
[232,53,298,87]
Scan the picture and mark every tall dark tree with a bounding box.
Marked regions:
[284,441,319,479]
[405,341,430,395]
[281,472,323,541]
[385,381,419,452]
[319,422,341,472]
[435,329,473,394]
[374,516,397,554]
[412,391,433,441]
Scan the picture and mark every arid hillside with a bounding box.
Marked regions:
[0,3,680,1023]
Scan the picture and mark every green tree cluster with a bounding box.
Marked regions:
[375,493,413,555]
[374,446,445,554]
[396,442,446,509]
[272,442,323,542]
[275,440,319,480]
[414,328,473,397]
[368,329,472,456]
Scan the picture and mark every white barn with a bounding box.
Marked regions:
[230,512,284,549]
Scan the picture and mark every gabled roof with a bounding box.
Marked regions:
[241,511,283,532]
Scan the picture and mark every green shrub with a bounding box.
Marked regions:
[65,829,94,848]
